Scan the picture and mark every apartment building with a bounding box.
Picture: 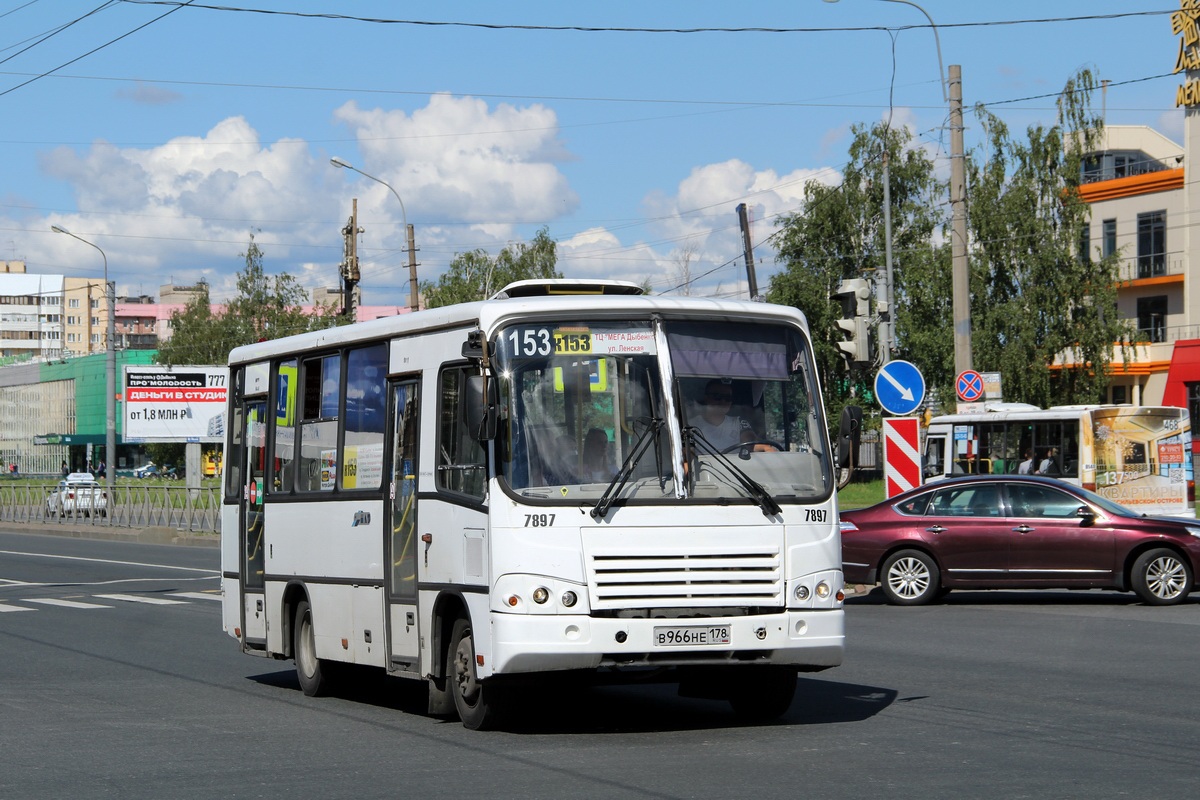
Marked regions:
[0,261,113,363]
[1073,9,1200,418]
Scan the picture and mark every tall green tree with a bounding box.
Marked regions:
[156,234,340,366]
[769,122,949,425]
[967,69,1129,406]
[421,227,561,309]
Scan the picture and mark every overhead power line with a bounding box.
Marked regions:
[119,3,1172,34]
[0,0,197,99]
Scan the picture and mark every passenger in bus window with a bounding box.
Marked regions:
[692,379,753,450]
[1037,447,1061,476]
[1018,449,1035,474]
[581,428,613,482]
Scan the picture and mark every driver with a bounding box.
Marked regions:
[692,379,754,450]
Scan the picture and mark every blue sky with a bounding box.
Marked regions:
[0,2,1184,308]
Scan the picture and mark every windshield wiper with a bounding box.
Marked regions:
[687,427,782,517]
[591,417,663,520]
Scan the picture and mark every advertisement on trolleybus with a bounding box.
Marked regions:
[923,403,1193,517]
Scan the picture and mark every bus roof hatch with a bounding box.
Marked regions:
[492,279,645,299]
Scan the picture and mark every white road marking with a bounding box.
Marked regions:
[0,549,217,575]
[169,592,222,601]
[93,593,189,605]
[0,603,35,612]
[24,598,112,609]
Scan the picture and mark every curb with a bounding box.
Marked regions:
[7,521,219,548]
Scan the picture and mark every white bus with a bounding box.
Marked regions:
[923,403,1194,517]
[220,280,848,728]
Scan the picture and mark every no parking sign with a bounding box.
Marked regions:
[956,370,984,403]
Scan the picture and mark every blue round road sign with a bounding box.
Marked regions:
[874,360,925,416]
[956,370,984,402]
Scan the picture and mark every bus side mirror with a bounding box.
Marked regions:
[462,328,486,362]
[465,375,498,441]
[838,405,863,470]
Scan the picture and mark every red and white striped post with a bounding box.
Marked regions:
[883,417,921,499]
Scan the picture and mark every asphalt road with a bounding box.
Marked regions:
[2,528,1198,799]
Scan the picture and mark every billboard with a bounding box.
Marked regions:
[123,366,229,443]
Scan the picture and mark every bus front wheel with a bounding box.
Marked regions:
[294,600,332,697]
[448,617,506,730]
[728,666,797,721]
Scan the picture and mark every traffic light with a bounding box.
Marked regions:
[833,278,872,365]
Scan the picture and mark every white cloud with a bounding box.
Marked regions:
[116,82,183,106]
[332,94,579,225]
[550,159,840,298]
[37,116,332,299]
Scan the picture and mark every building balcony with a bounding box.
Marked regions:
[1116,255,1185,284]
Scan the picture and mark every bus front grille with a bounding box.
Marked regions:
[587,549,783,610]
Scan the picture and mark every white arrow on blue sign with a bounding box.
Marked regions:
[874,360,926,416]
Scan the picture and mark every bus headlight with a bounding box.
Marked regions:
[790,571,844,609]
[492,575,590,614]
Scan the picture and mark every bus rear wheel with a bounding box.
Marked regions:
[448,617,506,730]
[294,600,333,696]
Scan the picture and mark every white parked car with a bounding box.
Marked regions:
[46,472,108,518]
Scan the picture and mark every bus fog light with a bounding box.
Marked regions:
[794,585,810,601]
[816,582,831,599]
[532,587,549,604]
[561,590,578,607]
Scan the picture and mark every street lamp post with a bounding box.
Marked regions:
[823,0,969,373]
[330,157,420,313]
[52,225,116,517]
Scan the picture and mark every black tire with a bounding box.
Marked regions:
[1131,548,1193,605]
[294,600,332,696]
[728,666,797,721]
[448,617,505,730]
[880,549,941,606]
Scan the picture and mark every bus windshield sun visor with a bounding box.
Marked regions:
[666,322,789,380]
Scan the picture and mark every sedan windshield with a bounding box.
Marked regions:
[494,317,832,506]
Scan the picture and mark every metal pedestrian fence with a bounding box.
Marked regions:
[0,481,221,533]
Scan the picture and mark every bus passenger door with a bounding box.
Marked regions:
[240,400,268,647]
[385,379,421,673]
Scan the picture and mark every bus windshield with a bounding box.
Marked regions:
[494,317,832,505]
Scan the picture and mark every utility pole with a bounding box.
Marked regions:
[949,63,973,374]
[735,203,760,300]
[406,224,420,312]
[880,149,895,365]
[340,198,362,319]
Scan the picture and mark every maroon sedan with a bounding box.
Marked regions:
[840,475,1200,606]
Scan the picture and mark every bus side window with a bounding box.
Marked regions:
[297,354,341,493]
[438,365,486,499]
[273,359,298,494]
